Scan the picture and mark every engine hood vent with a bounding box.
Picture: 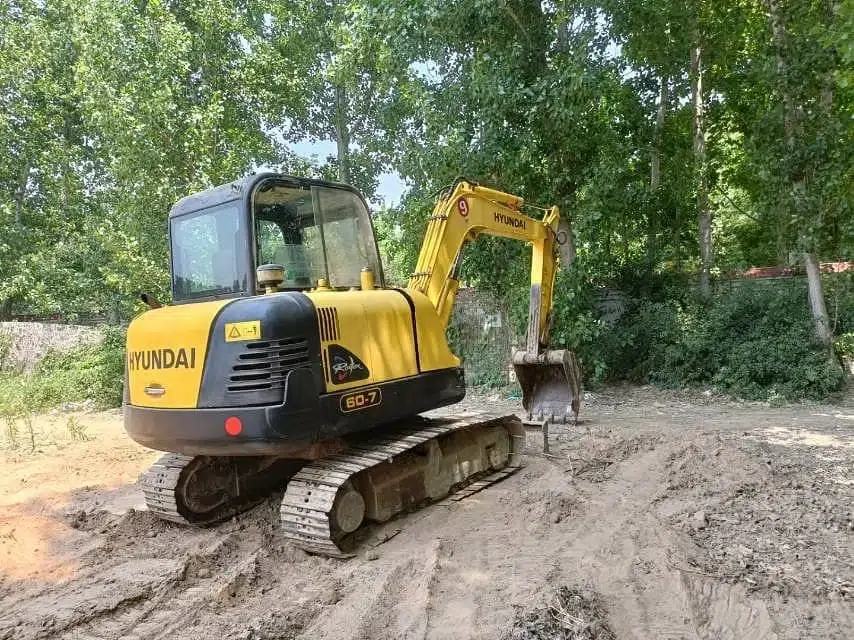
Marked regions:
[228,338,310,392]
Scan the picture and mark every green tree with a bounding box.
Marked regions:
[759,0,849,347]
[250,0,412,196]
[0,0,281,317]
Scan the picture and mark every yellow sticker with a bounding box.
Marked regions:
[224,321,261,342]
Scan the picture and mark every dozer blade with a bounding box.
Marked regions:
[512,348,582,424]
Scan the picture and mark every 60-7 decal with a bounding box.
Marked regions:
[340,387,382,413]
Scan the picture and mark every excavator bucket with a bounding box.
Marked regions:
[512,348,582,424]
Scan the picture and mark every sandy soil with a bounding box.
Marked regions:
[0,386,851,640]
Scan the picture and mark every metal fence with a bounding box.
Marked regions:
[0,322,103,373]
[447,288,520,391]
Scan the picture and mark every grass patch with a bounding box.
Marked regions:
[66,416,91,441]
[0,330,13,371]
[505,586,616,640]
[2,412,38,452]
[3,415,19,449]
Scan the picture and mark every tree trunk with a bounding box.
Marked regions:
[775,223,788,266]
[650,75,668,192]
[765,0,833,346]
[673,206,682,272]
[334,83,351,184]
[766,0,796,269]
[503,0,549,79]
[647,75,668,268]
[691,30,712,298]
[804,252,832,345]
[766,0,797,145]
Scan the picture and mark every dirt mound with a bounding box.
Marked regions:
[504,586,615,640]
[668,435,853,601]
[1,389,852,639]
[520,488,580,525]
[509,465,583,525]
[664,436,767,493]
[566,432,661,482]
[64,507,114,532]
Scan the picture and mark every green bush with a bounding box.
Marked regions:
[604,283,847,401]
[447,295,516,390]
[600,300,683,382]
[447,324,510,389]
[826,272,854,335]
[835,333,854,359]
[0,326,125,414]
[532,269,609,384]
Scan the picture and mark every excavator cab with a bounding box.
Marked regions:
[169,175,383,302]
[252,181,382,290]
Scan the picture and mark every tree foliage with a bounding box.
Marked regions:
[0,0,850,397]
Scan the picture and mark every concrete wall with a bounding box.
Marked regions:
[0,322,103,373]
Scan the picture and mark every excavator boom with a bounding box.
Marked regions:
[408,179,581,423]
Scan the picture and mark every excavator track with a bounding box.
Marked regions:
[280,413,525,557]
[140,454,302,526]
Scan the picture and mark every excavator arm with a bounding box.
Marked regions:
[407,179,581,422]
[408,180,566,350]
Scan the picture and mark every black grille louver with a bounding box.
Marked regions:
[228,338,310,393]
[317,307,339,342]
[322,348,331,384]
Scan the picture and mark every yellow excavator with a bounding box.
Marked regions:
[124,174,581,556]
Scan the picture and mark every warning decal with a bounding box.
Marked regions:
[224,321,261,342]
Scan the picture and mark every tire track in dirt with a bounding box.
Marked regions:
[2,392,850,640]
[300,539,445,640]
[298,438,695,639]
[657,430,853,640]
[298,433,782,640]
[101,531,260,640]
[93,509,330,640]
[561,436,782,640]
[0,504,325,640]
[539,443,700,639]
[0,558,186,640]
[473,433,780,640]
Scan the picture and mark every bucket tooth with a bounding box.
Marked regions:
[512,348,582,424]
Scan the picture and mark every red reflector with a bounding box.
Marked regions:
[224,416,242,436]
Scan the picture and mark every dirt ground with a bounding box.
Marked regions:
[0,386,851,640]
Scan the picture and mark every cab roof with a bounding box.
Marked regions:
[168,173,362,219]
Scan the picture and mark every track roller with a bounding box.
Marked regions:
[140,454,303,526]
[280,413,524,557]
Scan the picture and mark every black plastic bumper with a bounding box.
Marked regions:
[123,401,319,455]
[125,368,322,455]
[124,367,466,457]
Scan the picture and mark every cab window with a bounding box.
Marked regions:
[252,181,381,290]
